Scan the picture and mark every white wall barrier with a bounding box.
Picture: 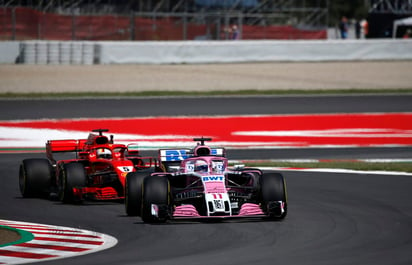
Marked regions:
[0,39,411,64]
[96,39,412,64]
[0,41,20,64]
[21,41,36,64]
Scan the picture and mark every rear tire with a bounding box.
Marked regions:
[125,172,146,216]
[59,163,86,204]
[260,172,288,220]
[19,159,52,198]
[141,176,170,223]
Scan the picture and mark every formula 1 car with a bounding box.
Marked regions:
[19,129,156,203]
[125,137,287,223]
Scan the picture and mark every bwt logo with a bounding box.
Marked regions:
[202,176,225,182]
[165,150,188,161]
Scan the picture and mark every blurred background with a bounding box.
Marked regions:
[0,0,411,41]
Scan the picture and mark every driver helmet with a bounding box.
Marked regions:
[97,148,112,159]
[194,160,208,173]
[212,161,225,173]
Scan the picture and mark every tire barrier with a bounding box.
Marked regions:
[71,42,83,65]
[48,42,60,64]
[59,42,71,65]
[82,42,95,65]
[19,41,96,65]
[36,42,48,65]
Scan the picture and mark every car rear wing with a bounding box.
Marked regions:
[46,139,87,161]
[159,148,225,162]
[158,148,225,172]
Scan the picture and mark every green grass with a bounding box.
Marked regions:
[1,88,412,98]
[235,161,412,173]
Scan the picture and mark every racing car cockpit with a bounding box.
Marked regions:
[194,160,208,173]
[96,148,112,159]
[182,158,227,174]
[183,159,208,173]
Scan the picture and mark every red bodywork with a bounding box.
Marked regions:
[47,130,155,200]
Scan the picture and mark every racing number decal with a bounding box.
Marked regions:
[212,194,223,199]
[214,200,224,210]
[212,194,224,210]
[117,166,133,172]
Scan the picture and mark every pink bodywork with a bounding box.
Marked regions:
[172,156,264,218]
[173,203,264,218]
[203,180,226,194]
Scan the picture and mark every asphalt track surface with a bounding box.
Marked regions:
[1,95,412,265]
[1,94,412,120]
[2,94,412,159]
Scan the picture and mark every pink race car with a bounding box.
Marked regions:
[125,137,287,223]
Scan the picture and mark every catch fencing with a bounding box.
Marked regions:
[0,7,326,41]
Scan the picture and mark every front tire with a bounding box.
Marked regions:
[260,172,288,220]
[59,163,86,204]
[19,159,52,198]
[125,172,146,216]
[141,176,170,223]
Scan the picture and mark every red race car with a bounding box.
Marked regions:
[19,129,156,203]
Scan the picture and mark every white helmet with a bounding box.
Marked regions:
[194,160,208,172]
[212,161,225,173]
[97,148,112,159]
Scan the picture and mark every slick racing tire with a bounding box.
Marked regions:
[19,159,53,198]
[141,176,170,223]
[260,172,288,220]
[125,172,146,216]
[59,163,87,204]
